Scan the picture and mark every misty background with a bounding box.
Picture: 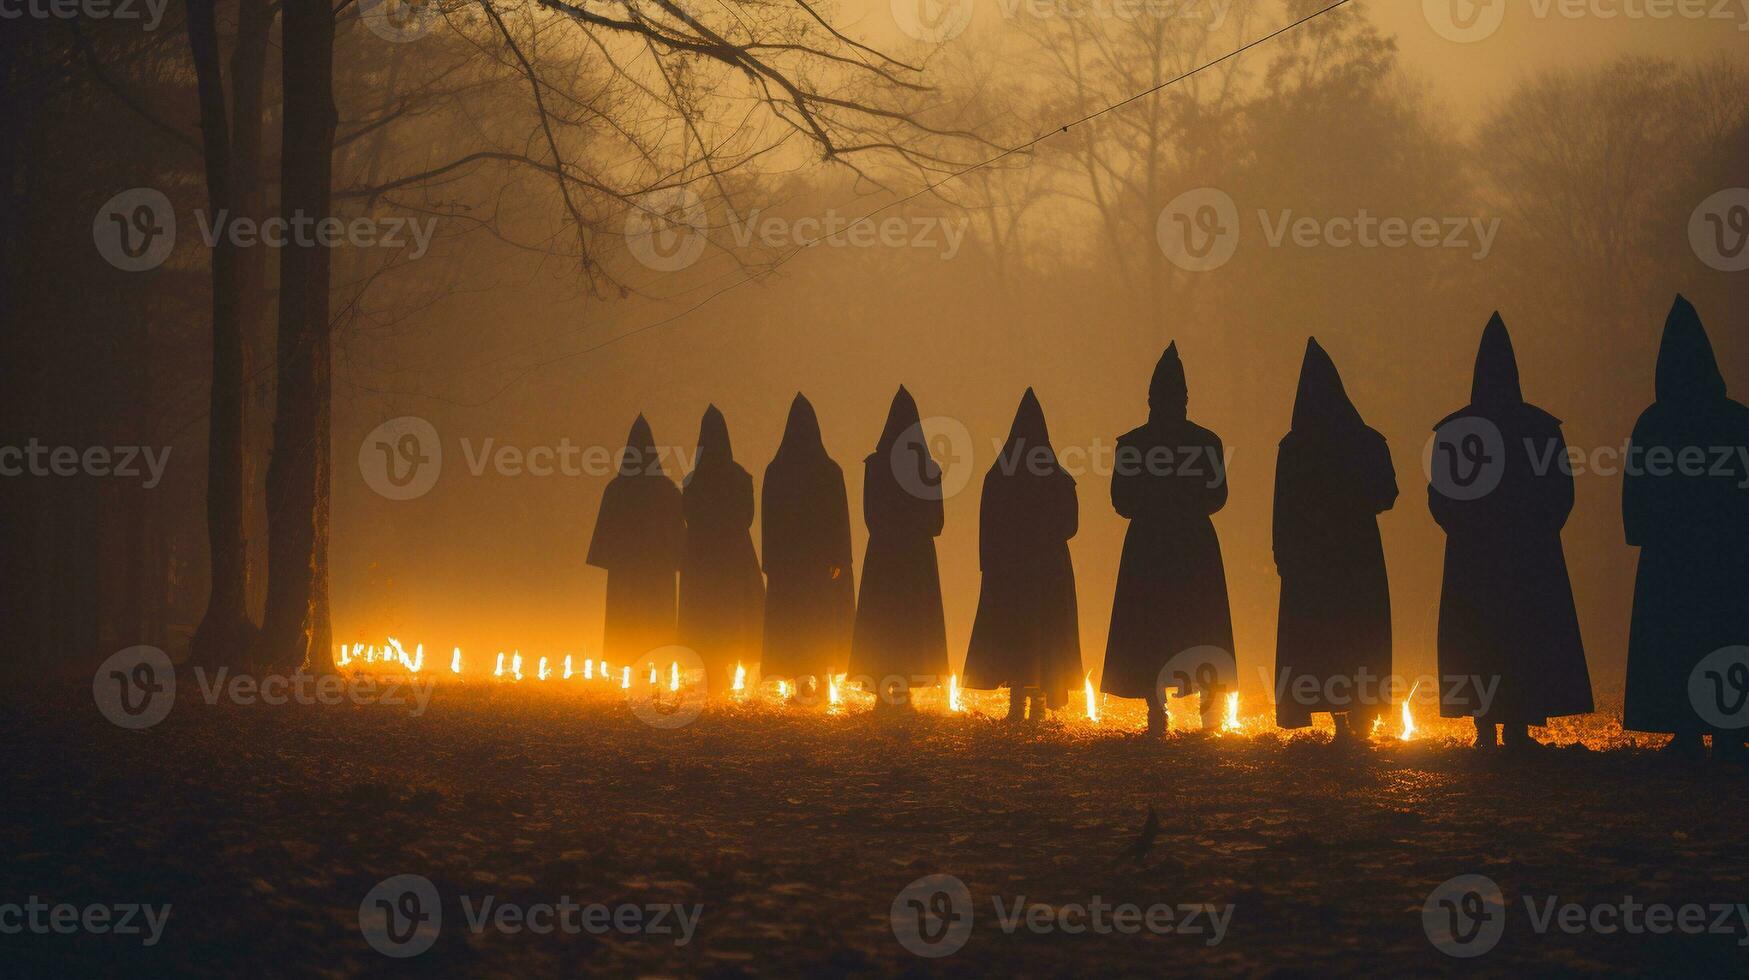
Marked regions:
[4,0,1745,705]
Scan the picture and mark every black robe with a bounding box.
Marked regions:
[1273,339,1397,728]
[849,386,949,692]
[680,405,765,689]
[1429,313,1592,724]
[1102,343,1237,700]
[963,389,1083,708]
[586,416,684,664]
[760,394,856,680]
[1623,296,1749,734]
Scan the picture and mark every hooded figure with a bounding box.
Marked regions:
[963,389,1083,719]
[1272,339,1398,734]
[679,405,765,689]
[1623,296,1749,751]
[587,415,685,664]
[1429,314,1592,747]
[760,394,856,686]
[849,386,949,707]
[1103,343,1236,736]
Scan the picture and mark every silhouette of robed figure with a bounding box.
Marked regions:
[1102,343,1236,736]
[963,389,1083,719]
[849,386,949,707]
[1623,297,1749,752]
[760,394,856,685]
[587,415,684,664]
[1273,339,1397,735]
[1430,314,1591,748]
[680,405,766,689]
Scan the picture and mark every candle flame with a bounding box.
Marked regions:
[1222,691,1241,733]
[620,666,630,689]
[450,647,462,674]
[1084,673,1100,723]
[948,674,963,713]
[731,663,746,693]
[669,661,680,692]
[1400,680,1421,741]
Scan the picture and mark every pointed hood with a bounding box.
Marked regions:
[695,404,733,468]
[1470,312,1523,408]
[775,392,825,460]
[1655,294,1727,406]
[875,385,922,454]
[1001,387,1064,478]
[618,414,661,477]
[1291,337,1365,432]
[1149,342,1188,419]
[1007,387,1050,447]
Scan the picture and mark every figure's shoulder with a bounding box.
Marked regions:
[1182,419,1223,447]
[1117,423,1151,446]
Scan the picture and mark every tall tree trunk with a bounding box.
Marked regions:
[260,0,336,673]
[186,0,258,665]
[232,0,273,628]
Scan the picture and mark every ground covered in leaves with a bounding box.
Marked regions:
[5,680,1748,977]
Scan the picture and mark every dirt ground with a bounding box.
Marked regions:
[5,678,1748,978]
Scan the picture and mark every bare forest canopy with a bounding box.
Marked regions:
[2,0,1744,698]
